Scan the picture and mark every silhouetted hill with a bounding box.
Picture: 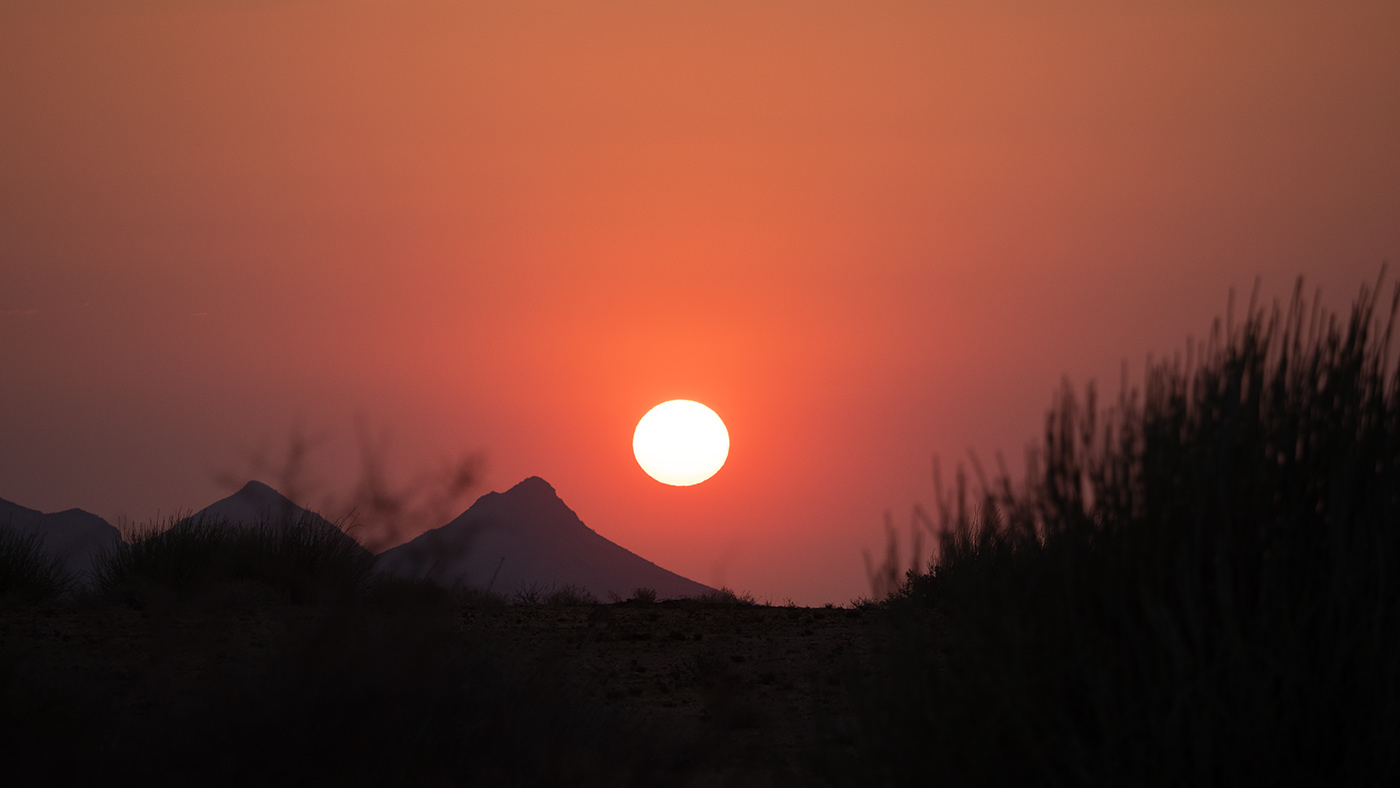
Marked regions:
[191,481,317,526]
[184,481,369,556]
[0,497,121,583]
[375,476,715,600]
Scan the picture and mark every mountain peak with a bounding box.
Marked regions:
[469,476,575,527]
[235,479,287,501]
[375,476,715,600]
[239,478,280,495]
[194,480,316,528]
[188,480,368,555]
[503,476,557,498]
[0,497,121,583]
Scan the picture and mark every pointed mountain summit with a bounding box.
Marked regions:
[0,496,122,583]
[185,481,368,555]
[192,481,321,527]
[375,477,715,600]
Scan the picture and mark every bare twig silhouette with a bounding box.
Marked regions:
[216,416,482,554]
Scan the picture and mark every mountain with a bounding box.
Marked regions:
[375,476,716,600]
[191,480,325,529]
[0,497,122,583]
[185,481,369,555]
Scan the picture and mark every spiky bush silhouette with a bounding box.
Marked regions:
[849,277,1400,786]
[93,515,375,605]
[0,527,74,602]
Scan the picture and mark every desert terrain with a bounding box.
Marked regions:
[1,595,887,786]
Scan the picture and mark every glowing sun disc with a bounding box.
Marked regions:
[633,400,730,486]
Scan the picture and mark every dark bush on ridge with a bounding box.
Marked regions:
[0,527,74,602]
[849,277,1400,786]
[546,584,600,605]
[509,582,600,605]
[693,586,757,605]
[93,516,375,605]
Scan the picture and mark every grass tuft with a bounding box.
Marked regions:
[0,526,75,602]
[93,515,375,606]
[846,275,1400,785]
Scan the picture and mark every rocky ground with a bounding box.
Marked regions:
[467,600,882,782]
[0,596,887,786]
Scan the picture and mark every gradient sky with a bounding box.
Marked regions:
[3,1,1398,604]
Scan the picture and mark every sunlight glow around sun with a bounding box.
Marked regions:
[632,400,730,486]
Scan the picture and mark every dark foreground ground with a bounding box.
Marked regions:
[466,599,880,778]
[0,596,885,786]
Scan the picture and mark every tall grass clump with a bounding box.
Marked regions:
[852,277,1400,786]
[94,515,376,605]
[0,527,74,602]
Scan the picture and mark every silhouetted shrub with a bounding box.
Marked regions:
[846,276,1400,786]
[631,587,658,604]
[511,581,547,604]
[0,527,74,602]
[546,584,599,605]
[93,515,375,606]
[505,582,601,605]
[693,586,757,606]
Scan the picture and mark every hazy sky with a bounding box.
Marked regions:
[3,1,1398,604]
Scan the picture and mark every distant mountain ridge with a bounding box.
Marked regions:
[0,496,122,583]
[4,478,712,600]
[376,476,715,600]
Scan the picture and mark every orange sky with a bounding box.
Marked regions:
[3,1,1399,604]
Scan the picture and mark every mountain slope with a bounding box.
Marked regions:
[375,477,715,600]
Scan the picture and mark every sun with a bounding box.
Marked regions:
[633,400,730,486]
